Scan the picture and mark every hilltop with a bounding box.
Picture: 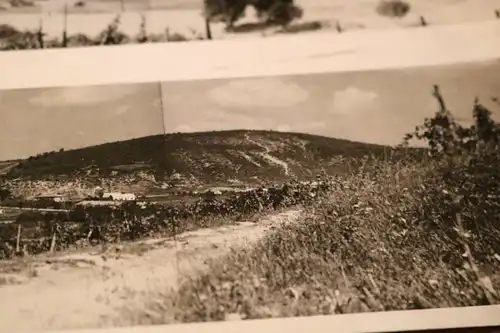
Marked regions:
[1,130,421,196]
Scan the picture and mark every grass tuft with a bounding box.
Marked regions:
[123,86,500,325]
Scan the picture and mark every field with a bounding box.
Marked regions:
[1,0,500,49]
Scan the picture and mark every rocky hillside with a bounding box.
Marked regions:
[1,130,421,196]
[0,161,19,176]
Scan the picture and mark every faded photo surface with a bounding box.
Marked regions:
[157,61,500,325]
[0,82,167,331]
[1,0,500,51]
[1,62,500,332]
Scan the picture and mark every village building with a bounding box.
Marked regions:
[168,172,190,187]
[76,200,122,207]
[101,192,137,201]
[34,194,67,203]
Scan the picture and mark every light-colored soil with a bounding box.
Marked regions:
[1,0,500,39]
[0,209,301,333]
[244,133,290,176]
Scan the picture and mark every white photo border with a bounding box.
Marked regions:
[0,19,499,333]
[0,20,499,90]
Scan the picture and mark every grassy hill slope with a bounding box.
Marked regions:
[3,130,420,186]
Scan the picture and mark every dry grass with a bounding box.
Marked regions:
[3,88,499,325]
[124,124,500,324]
[0,20,202,51]
[277,20,328,34]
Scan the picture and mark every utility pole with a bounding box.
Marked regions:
[62,3,68,47]
[37,17,45,49]
[205,17,212,40]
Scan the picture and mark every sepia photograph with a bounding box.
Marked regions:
[0,81,171,332]
[1,60,500,332]
[132,61,500,326]
[1,0,500,51]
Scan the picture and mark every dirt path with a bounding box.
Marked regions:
[0,209,301,333]
[245,134,291,176]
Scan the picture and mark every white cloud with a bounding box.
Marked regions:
[29,85,140,108]
[276,124,292,132]
[207,77,309,108]
[330,87,379,115]
[171,115,272,133]
[112,105,132,116]
[303,121,326,130]
[173,124,195,133]
[203,109,230,119]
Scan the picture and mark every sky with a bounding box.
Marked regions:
[1,60,499,161]
[162,60,500,146]
[0,82,164,160]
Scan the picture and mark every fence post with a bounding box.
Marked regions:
[420,16,427,27]
[16,224,21,253]
[62,4,68,47]
[335,20,342,33]
[205,17,213,40]
[49,225,57,253]
[37,17,45,49]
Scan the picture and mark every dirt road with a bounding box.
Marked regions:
[0,209,301,333]
[244,133,291,176]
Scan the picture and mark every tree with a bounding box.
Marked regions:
[376,0,410,19]
[0,187,11,201]
[203,0,302,32]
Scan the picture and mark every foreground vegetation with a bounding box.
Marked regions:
[0,17,205,51]
[122,86,500,324]
[0,181,327,259]
[0,0,304,50]
[0,0,415,50]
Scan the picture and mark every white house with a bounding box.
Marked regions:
[34,194,66,202]
[203,189,222,197]
[102,192,137,201]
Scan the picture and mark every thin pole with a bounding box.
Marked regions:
[62,4,68,47]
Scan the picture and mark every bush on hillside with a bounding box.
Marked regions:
[401,86,500,264]
[0,185,11,201]
[0,16,196,51]
[376,0,411,18]
[0,181,326,259]
[203,0,303,30]
[127,86,500,324]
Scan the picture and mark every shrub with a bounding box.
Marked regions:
[126,85,500,324]
[0,181,326,259]
[203,0,303,30]
[376,0,411,18]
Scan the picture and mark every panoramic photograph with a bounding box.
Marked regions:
[150,61,500,326]
[1,59,500,332]
[0,81,169,331]
[0,0,499,50]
